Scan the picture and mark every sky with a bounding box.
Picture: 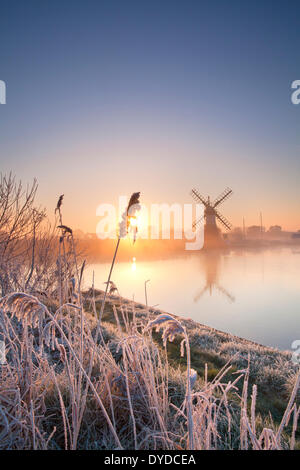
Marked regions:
[0,0,299,232]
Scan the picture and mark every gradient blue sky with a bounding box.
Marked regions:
[0,0,299,231]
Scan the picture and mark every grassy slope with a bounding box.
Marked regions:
[86,290,299,436]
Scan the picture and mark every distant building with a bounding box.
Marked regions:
[291,230,300,239]
[269,225,282,233]
[230,227,243,241]
[247,225,265,236]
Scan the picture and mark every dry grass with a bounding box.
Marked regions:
[0,290,299,450]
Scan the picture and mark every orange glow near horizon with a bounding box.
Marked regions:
[45,186,300,236]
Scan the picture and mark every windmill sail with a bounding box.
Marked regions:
[191,189,208,206]
[214,208,232,230]
[192,214,205,229]
[213,187,233,208]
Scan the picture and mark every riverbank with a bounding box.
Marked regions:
[83,289,299,430]
[1,289,299,449]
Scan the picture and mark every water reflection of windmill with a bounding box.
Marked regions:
[194,252,235,303]
[191,187,233,249]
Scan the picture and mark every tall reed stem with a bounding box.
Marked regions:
[184,328,194,450]
[98,237,121,325]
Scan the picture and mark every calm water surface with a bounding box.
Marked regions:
[85,248,300,350]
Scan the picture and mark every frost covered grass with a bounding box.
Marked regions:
[1,287,298,450]
[92,290,300,440]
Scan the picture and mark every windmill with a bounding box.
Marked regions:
[191,187,233,249]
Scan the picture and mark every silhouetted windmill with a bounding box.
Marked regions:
[191,187,233,249]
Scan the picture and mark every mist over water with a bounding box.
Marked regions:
[85,248,300,350]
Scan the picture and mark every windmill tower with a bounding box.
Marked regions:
[191,187,233,249]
